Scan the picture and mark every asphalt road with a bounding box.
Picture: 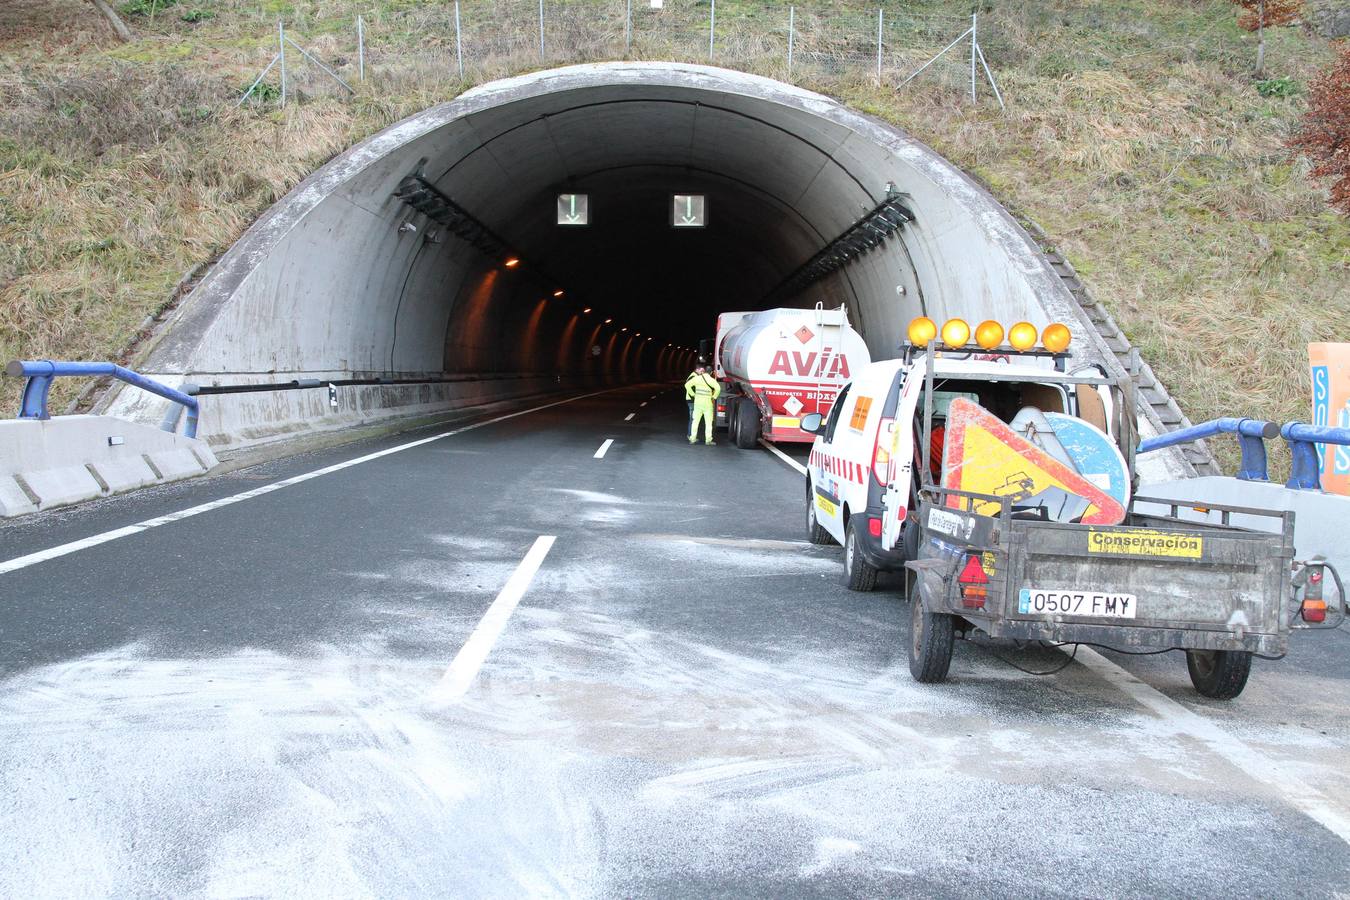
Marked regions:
[2,385,1348,898]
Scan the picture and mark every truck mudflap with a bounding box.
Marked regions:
[913,493,1299,655]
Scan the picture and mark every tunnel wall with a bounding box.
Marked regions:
[110,63,1110,453]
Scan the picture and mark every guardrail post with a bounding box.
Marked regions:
[8,361,54,420]
[1234,418,1275,482]
[1285,431,1322,490]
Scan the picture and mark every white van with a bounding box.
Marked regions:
[801,347,1118,591]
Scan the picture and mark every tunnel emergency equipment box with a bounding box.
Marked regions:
[713,305,870,449]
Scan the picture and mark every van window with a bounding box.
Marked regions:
[823,384,851,442]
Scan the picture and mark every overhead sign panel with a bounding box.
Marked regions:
[557,193,589,226]
[672,194,706,228]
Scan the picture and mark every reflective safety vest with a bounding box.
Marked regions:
[685,372,720,400]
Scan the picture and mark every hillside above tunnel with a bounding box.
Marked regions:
[1,0,1346,474]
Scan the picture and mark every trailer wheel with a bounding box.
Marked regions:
[843,517,879,592]
[1185,649,1252,700]
[806,483,832,545]
[909,591,955,683]
[734,399,760,449]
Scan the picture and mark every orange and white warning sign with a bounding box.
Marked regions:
[1310,343,1350,496]
[941,399,1125,525]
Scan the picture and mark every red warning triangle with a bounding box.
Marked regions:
[941,398,1125,525]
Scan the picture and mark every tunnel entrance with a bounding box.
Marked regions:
[121,62,1092,451]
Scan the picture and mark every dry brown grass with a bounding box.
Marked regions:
[1,0,1346,480]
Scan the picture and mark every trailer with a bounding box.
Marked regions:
[713,305,870,450]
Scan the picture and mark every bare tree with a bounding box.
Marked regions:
[1232,0,1303,77]
[87,0,135,42]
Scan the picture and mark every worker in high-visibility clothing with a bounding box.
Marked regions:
[684,364,721,445]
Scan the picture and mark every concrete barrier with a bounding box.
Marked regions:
[0,416,218,517]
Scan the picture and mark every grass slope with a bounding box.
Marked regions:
[1,0,1346,475]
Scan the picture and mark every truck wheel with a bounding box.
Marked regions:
[734,399,760,450]
[843,517,879,592]
[909,592,955,683]
[1185,649,1252,700]
[806,483,832,545]
[727,400,740,442]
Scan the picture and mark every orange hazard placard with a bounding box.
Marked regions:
[1310,343,1350,496]
[941,398,1125,525]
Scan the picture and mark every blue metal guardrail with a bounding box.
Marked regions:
[1138,417,1350,490]
[4,360,199,439]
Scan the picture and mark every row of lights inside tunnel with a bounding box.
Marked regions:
[497,253,696,355]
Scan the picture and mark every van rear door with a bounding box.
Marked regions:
[881,356,927,552]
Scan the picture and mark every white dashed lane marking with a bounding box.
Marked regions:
[594,439,614,459]
[431,535,555,702]
[625,413,636,421]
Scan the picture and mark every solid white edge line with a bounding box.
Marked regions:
[625,413,636,421]
[594,438,614,459]
[759,438,807,476]
[1074,647,1350,845]
[0,389,613,577]
[431,535,555,702]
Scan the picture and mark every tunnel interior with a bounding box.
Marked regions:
[124,63,1088,449]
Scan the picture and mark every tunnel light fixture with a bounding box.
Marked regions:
[621,327,629,332]
[605,318,613,324]
[394,171,510,258]
[504,257,521,268]
[763,196,915,304]
[553,290,564,297]
[583,307,593,314]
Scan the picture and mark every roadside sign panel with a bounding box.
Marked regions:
[672,194,706,227]
[941,398,1125,526]
[557,193,589,226]
[1310,342,1350,495]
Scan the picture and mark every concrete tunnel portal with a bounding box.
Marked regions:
[121,62,1098,451]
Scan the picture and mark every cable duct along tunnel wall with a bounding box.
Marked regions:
[110,63,1102,452]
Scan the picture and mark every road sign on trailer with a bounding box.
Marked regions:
[672,194,706,227]
[557,193,589,226]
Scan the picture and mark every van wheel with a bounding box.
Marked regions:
[806,485,832,545]
[909,592,955,683]
[1186,649,1252,700]
[735,399,760,449]
[843,517,879,592]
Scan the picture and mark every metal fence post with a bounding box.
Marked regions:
[709,0,716,61]
[538,0,545,59]
[278,19,287,107]
[970,12,978,102]
[625,0,632,55]
[454,0,464,80]
[787,6,794,74]
[357,14,365,82]
[876,8,883,85]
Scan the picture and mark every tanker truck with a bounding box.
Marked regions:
[713,305,871,450]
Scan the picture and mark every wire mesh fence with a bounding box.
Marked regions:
[240,1,1008,110]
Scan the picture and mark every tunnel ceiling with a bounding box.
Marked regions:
[432,89,878,341]
[128,62,1098,448]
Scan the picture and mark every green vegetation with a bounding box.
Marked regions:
[1,0,1346,476]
